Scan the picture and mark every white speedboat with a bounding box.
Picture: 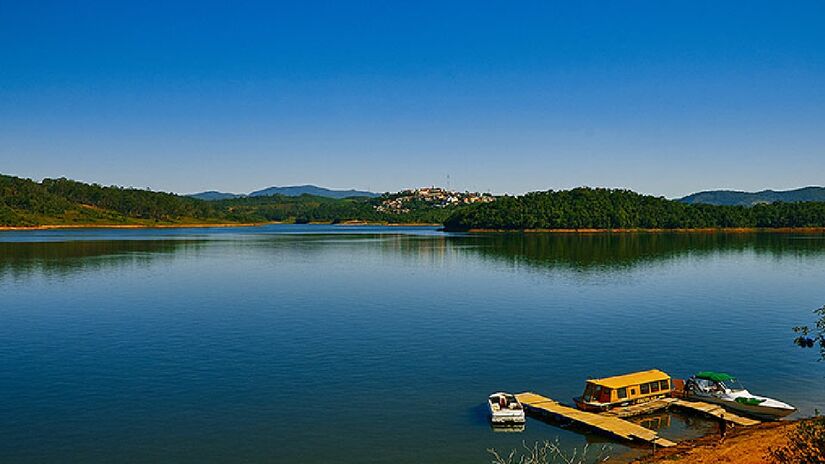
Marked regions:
[488,392,526,424]
[684,371,796,420]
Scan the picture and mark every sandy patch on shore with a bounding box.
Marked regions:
[616,421,794,464]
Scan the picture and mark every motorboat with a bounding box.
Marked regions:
[684,371,796,420]
[488,392,526,424]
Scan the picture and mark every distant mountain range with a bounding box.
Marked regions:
[678,187,825,206]
[189,185,380,201]
[188,191,242,201]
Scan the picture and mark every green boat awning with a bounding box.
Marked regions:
[695,371,735,382]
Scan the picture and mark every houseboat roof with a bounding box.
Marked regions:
[586,369,670,389]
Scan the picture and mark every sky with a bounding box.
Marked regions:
[1,1,824,198]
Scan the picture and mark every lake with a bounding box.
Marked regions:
[1,225,824,463]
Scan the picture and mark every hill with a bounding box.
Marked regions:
[188,191,244,201]
[9,176,825,231]
[679,187,825,206]
[249,185,379,199]
[0,175,225,227]
[212,191,460,224]
[189,185,379,201]
[0,174,454,227]
[443,187,825,231]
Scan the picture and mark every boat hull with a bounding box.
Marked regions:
[574,394,667,412]
[574,397,609,412]
[686,394,795,420]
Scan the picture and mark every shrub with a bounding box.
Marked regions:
[768,414,825,464]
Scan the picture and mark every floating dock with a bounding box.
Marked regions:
[515,392,677,448]
[603,397,760,426]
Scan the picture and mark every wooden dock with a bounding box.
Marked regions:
[515,392,677,448]
[603,397,760,427]
[601,397,677,418]
[672,399,760,426]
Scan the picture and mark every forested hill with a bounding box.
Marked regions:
[6,175,825,230]
[188,185,380,201]
[443,188,825,231]
[0,174,459,227]
[248,185,379,199]
[679,187,825,206]
[0,175,222,226]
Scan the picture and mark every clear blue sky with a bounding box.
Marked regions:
[1,1,823,197]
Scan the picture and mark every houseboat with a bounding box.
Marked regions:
[488,392,526,424]
[574,369,672,412]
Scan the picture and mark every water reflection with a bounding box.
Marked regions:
[449,232,825,272]
[1,226,823,464]
[630,412,671,431]
[489,423,526,433]
[3,230,825,279]
[0,240,205,279]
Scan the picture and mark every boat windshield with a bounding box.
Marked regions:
[719,380,746,392]
[582,384,600,402]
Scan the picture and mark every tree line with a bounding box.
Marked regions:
[0,175,219,226]
[0,175,461,226]
[443,187,825,231]
[6,177,825,229]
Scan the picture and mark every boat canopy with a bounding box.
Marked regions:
[586,369,670,389]
[695,371,735,382]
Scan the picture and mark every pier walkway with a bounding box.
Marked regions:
[603,397,760,426]
[515,392,677,448]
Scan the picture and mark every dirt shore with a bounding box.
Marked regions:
[461,227,825,234]
[336,221,440,226]
[0,221,443,231]
[612,421,794,464]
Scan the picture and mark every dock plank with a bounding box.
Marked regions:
[515,392,677,448]
[601,398,675,418]
[601,398,759,426]
[672,399,760,426]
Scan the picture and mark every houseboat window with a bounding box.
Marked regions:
[650,382,660,393]
[660,380,670,390]
[583,384,597,402]
[617,387,627,399]
[640,383,650,394]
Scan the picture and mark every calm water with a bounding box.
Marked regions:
[1,225,824,463]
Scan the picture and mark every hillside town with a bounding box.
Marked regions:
[374,187,495,214]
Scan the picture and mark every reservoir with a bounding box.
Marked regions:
[1,225,823,463]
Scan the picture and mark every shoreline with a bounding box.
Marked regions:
[334,221,441,227]
[610,420,795,464]
[4,224,825,233]
[454,227,825,234]
[0,222,269,231]
[0,221,442,231]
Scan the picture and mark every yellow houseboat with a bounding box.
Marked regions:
[574,369,672,412]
